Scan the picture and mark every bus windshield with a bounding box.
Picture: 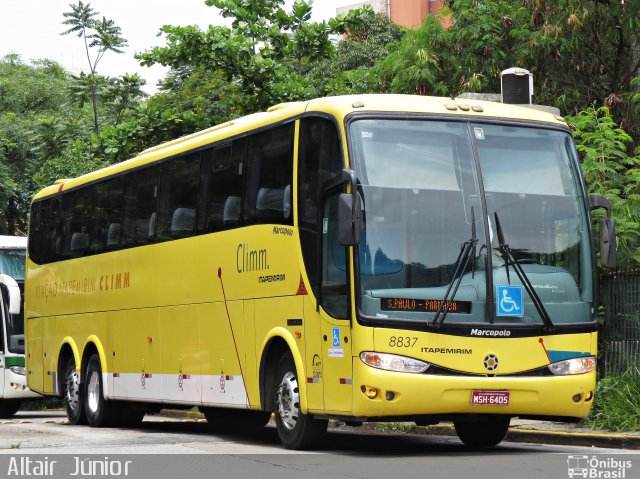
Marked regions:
[349,118,593,326]
[0,248,26,281]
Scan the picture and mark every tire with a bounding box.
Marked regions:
[202,407,271,433]
[61,355,86,425]
[0,400,21,418]
[84,354,121,427]
[273,352,327,450]
[454,415,510,447]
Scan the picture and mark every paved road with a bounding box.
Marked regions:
[0,411,638,479]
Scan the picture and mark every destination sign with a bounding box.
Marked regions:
[380,298,472,314]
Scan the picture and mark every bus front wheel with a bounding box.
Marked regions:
[84,354,120,427]
[453,416,510,447]
[0,400,21,418]
[273,352,327,449]
[62,355,86,425]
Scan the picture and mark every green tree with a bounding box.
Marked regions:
[61,1,128,134]
[0,55,74,233]
[308,7,404,95]
[347,0,640,140]
[137,0,336,112]
[566,106,640,266]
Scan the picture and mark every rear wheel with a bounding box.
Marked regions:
[62,355,86,425]
[454,416,510,447]
[0,400,21,418]
[84,354,121,427]
[202,407,271,433]
[273,352,327,449]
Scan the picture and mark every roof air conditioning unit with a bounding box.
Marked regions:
[501,68,533,104]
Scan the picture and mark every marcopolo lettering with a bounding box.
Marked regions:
[470,329,511,337]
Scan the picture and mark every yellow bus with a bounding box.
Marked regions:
[25,94,615,449]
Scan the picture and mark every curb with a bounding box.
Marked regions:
[506,428,640,450]
[413,424,640,450]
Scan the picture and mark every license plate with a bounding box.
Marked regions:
[471,390,510,406]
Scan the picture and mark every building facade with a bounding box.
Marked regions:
[337,0,446,28]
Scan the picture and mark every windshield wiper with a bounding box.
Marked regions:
[432,207,478,326]
[493,212,554,330]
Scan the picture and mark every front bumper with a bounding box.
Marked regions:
[351,359,595,419]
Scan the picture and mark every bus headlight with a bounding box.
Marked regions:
[360,351,430,373]
[548,356,596,375]
[9,366,26,376]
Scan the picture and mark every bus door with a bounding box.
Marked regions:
[319,192,352,414]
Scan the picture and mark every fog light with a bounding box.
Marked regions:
[572,394,582,403]
[584,391,593,402]
[385,391,395,401]
[366,387,378,399]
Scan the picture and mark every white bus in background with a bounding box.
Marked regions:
[0,236,39,417]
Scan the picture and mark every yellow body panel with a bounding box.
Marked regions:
[26,94,595,422]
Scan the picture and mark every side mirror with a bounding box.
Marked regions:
[599,218,617,269]
[589,195,617,269]
[338,192,361,246]
[0,274,21,315]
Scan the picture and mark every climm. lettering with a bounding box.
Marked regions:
[99,272,130,291]
[237,243,269,272]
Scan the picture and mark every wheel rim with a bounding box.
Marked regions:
[276,371,299,431]
[86,369,100,414]
[65,367,80,414]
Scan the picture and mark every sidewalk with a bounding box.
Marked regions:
[412,419,640,450]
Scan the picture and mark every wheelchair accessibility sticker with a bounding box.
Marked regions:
[496,285,524,317]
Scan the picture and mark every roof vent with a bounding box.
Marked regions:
[501,67,533,104]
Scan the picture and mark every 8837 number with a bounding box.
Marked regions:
[388,336,418,348]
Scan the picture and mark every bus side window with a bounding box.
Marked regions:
[48,197,64,262]
[244,123,294,226]
[95,176,125,252]
[158,153,201,240]
[123,166,160,246]
[199,140,245,233]
[321,193,349,319]
[297,116,343,300]
[29,202,43,264]
[63,187,95,259]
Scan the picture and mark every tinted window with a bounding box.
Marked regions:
[200,140,245,233]
[123,167,160,246]
[95,177,125,251]
[244,123,294,226]
[62,187,94,259]
[297,117,343,297]
[158,153,201,240]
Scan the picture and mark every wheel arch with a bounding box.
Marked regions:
[258,327,307,413]
[57,338,81,397]
[81,336,109,397]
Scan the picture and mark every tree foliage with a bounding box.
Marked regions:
[0,55,73,234]
[137,0,335,112]
[3,0,640,265]
[567,106,640,265]
[341,0,640,140]
[61,1,129,134]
